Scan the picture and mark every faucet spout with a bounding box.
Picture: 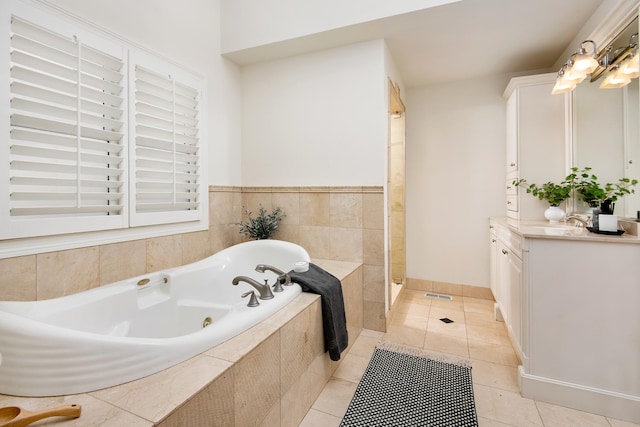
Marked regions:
[232,276,274,300]
[255,264,292,286]
[566,214,589,228]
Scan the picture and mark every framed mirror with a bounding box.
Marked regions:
[571,16,640,218]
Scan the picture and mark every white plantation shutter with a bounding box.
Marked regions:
[1,13,126,239]
[0,1,207,247]
[130,53,203,226]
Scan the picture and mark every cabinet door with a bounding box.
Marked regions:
[508,252,523,356]
[489,229,498,299]
[496,240,510,324]
[506,92,518,174]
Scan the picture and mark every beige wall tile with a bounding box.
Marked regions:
[363,193,384,230]
[234,333,281,427]
[391,263,406,283]
[0,255,36,301]
[463,284,494,300]
[182,230,212,264]
[341,267,363,335]
[209,188,242,225]
[299,226,331,259]
[281,355,329,427]
[146,235,183,273]
[99,240,146,286]
[363,264,385,303]
[330,193,363,228]
[272,192,300,225]
[37,247,99,299]
[363,228,384,266]
[299,193,330,226]
[363,300,386,332]
[308,298,326,359]
[329,227,362,262]
[91,355,232,423]
[242,192,273,216]
[210,223,242,253]
[274,223,299,244]
[158,369,235,427]
[407,277,433,292]
[281,309,315,395]
[433,280,463,297]
[258,401,281,427]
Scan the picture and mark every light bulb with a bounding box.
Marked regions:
[563,65,587,83]
[600,67,631,89]
[619,52,639,79]
[573,44,599,74]
[551,77,576,94]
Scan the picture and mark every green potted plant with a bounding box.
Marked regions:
[237,204,286,240]
[513,178,572,222]
[566,167,638,214]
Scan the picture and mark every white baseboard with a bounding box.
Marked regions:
[519,366,640,424]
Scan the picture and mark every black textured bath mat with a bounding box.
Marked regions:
[340,342,478,427]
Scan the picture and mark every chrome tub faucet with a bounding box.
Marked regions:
[232,276,274,300]
[254,264,292,286]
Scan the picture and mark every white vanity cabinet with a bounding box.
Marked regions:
[489,221,525,362]
[503,74,568,221]
[489,217,640,424]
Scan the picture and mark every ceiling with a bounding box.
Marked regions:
[224,0,605,88]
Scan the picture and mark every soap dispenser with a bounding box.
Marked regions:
[592,208,601,231]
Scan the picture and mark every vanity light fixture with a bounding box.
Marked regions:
[554,32,640,93]
[599,33,638,89]
[599,64,631,88]
[551,65,577,94]
[552,40,599,94]
[563,57,587,83]
[552,41,597,94]
[572,40,599,76]
[618,51,639,78]
[614,34,639,79]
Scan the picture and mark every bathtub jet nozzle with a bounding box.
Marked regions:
[254,264,292,286]
[232,276,274,300]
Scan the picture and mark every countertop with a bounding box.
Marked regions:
[490,216,640,244]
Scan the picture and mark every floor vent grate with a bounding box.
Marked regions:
[424,292,453,301]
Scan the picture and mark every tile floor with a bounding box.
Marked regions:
[298,289,640,427]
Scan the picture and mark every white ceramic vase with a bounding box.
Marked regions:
[544,206,565,223]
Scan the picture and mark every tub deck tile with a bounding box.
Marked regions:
[0,393,153,426]
[263,292,320,329]
[89,354,232,424]
[206,322,281,363]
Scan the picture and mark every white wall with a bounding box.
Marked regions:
[406,74,510,287]
[220,0,459,54]
[241,39,387,186]
[48,0,243,186]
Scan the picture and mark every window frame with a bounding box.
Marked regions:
[0,0,208,259]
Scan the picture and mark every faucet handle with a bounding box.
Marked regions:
[241,291,260,307]
[270,278,284,293]
[281,273,293,286]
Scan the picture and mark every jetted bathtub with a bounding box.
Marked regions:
[0,240,309,397]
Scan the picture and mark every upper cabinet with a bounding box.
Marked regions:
[503,74,569,220]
